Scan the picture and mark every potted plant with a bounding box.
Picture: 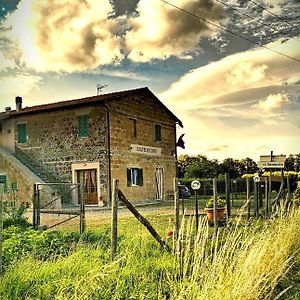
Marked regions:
[205,196,226,222]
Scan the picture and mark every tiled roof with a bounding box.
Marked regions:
[0,87,183,127]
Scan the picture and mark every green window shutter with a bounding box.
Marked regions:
[78,115,89,138]
[127,169,132,186]
[0,174,7,193]
[155,124,161,142]
[138,169,143,186]
[17,123,27,144]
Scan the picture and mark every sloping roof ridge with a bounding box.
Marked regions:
[21,86,149,112]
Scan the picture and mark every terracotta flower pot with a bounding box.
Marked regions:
[205,207,226,222]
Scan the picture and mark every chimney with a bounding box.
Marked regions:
[16,96,22,111]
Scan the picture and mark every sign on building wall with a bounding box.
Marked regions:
[131,144,162,156]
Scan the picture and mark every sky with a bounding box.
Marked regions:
[0,0,299,162]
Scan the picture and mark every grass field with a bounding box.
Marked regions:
[1,199,300,299]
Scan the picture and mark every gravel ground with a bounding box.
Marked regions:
[25,199,200,231]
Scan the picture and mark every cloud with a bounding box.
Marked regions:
[160,39,300,110]
[5,0,123,72]
[0,51,16,70]
[125,0,225,62]
[255,92,290,111]
[0,73,42,97]
[161,38,300,159]
[206,144,229,152]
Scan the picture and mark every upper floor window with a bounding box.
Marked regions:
[17,123,27,144]
[155,124,161,142]
[77,115,89,138]
[127,168,143,186]
[129,118,137,138]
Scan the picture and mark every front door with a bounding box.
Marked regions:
[155,168,164,200]
[77,169,98,204]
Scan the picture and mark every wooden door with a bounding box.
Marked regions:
[155,168,164,200]
[77,169,98,204]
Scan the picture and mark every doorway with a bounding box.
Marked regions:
[77,169,98,205]
[155,168,164,200]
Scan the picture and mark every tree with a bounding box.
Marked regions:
[240,157,258,174]
[177,155,220,179]
[219,158,244,179]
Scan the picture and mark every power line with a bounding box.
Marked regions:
[159,0,300,64]
[248,0,298,31]
[215,0,300,43]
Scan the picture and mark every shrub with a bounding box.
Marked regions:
[205,196,226,208]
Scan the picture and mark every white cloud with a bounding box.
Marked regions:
[125,0,225,62]
[0,51,16,70]
[0,73,42,97]
[5,0,123,72]
[160,39,300,110]
[255,93,290,111]
[161,38,300,159]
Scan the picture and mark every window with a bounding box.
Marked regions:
[129,118,137,138]
[77,115,89,138]
[127,168,143,186]
[0,122,3,133]
[17,123,27,144]
[155,124,161,142]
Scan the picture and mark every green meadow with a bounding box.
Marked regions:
[1,203,300,300]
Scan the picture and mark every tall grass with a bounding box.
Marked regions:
[171,209,300,299]
[0,209,300,299]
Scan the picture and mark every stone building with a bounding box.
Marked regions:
[0,87,183,206]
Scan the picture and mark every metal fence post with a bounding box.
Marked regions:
[246,177,251,225]
[213,178,218,235]
[225,173,231,217]
[33,184,37,229]
[80,184,85,234]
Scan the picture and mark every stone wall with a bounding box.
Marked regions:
[108,94,176,202]
[13,106,109,200]
[1,90,179,204]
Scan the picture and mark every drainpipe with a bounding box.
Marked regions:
[104,104,112,206]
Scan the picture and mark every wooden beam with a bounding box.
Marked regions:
[118,190,170,251]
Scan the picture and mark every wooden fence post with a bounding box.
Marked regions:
[111,179,119,259]
[213,178,218,235]
[174,178,180,242]
[225,173,231,217]
[246,177,250,225]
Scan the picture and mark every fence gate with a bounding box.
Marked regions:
[32,182,85,233]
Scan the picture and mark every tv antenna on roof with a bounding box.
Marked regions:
[97,84,108,95]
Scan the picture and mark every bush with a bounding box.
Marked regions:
[205,196,226,208]
[1,227,111,268]
[2,202,30,229]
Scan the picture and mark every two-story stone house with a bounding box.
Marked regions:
[0,87,183,205]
